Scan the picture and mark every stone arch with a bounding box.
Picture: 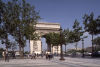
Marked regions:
[30,22,60,54]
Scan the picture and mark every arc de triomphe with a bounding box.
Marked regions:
[30,22,61,54]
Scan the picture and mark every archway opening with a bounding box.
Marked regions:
[41,38,47,53]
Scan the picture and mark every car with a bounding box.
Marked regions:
[84,52,92,56]
[92,51,100,57]
[15,52,20,57]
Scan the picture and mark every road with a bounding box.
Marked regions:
[0,57,100,67]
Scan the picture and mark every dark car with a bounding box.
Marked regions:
[92,51,100,57]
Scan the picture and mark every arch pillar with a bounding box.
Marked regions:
[30,39,42,54]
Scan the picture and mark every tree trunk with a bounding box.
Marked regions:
[47,44,51,52]
[57,45,58,56]
[6,47,8,52]
[59,44,65,60]
[65,44,67,55]
[52,45,53,54]
[18,29,23,58]
[75,42,78,50]
[29,39,30,54]
[22,47,24,57]
[19,43,23,58]
[92,34,94,56]
[5,34,8,52]
[18,38,23,58]
[82,39,85,57]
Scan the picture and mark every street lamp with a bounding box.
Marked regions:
[59,27,65,60]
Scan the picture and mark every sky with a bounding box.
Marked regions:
[1,0,100,51]
[26,0,100,29]
[25,0,100,51]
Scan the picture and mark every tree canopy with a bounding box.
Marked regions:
[0,0,40,57]
[93,37,100,46]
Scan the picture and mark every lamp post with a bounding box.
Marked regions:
[59,27,65,60]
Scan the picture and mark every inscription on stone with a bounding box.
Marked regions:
[33,41,38,51]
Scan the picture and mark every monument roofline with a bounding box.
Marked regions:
[37,22,60,25]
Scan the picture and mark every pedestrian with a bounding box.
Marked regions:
[46,53,48,59]
[12,51,16,59]
[48,52,51,60]
[34,53,36,59]
[5,51,9,62]
[41,53,44,58]
[27,54,30,59]
[36,53,39,57]
[31,51,36,59]
[2,51,6,60]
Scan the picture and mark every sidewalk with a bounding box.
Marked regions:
[0,57,100,67]
[51,57,100,67]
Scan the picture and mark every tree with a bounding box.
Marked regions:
[43,33,53,52]
[96,16,100,34]
[93,37,100,46]
[0,0,14,51]
[44,30,66,60]
[83,12,99,54]
[0,0,40,57]
[59,28,66,60]
[0,0,4,23]
[10,41,17,51]
[72,19,83,50]
[11,0,40,57]
[43,32,60,53]
[62,29,70,54]
[81,35,88,57]
[93,37,100,51]
[50,33,60,54]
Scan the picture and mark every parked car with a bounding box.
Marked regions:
[15,52,20,57]
[92,51,100,57]
[84,52,92,56]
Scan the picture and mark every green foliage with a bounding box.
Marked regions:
[0,48,4,51]
[43,33,60,46]
[68,19,83,44]
[51,33,60,46]
[0,0,40,57]
[83,12,99,35]
[83,12,100,53]
[93,37,100,45]
[96,16,100,34]
[72,19,83,42]
[63,29,70,44]
[24,51,29,54]
[43,32,60,52]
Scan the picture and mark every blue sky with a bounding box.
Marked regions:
[25,0,100,51]
[26,0,100,29]
[2,0,100,51]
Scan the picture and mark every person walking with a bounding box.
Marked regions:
[31,51,36,59]
[5,51,9,62]
[46,53,48,59]
[12,51,16,59]
[2,51,6,61]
